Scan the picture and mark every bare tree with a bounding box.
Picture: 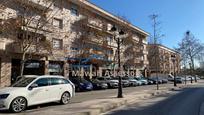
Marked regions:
[1,0,60,76]
[176,31,204,80]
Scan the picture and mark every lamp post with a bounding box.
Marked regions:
[110,25,125,98]
[171,55,177,87]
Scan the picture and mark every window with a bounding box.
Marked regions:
[50,78,60,85]
[71,3,78,16]
[53,38,63,49]
[70,47,79,51]
[25,62,40,68]
[50,78,69,85]
[34,78,50,87]
[52,18,63,29]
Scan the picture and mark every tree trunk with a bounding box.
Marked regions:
[190,58,195,70]
[20,52,26,76]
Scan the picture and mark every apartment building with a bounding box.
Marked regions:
[0,0,149,86]
[147,44,181,77]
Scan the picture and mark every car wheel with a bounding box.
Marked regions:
[60,92,70,105]
[10,97,27,113]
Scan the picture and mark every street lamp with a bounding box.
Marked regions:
[171,55,177,87]
[110,25,125,98]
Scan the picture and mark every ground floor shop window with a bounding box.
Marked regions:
[11,59,45,84]
[48,61,64,76]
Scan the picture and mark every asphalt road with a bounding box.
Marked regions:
[106,83,204,115]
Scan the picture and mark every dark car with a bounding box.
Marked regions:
[147,79,154,85]
[148,77,162,84]
[69,77,93,92]
[91,79,108,90]
[175,77,183,83]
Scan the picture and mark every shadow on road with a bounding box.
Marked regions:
[107,87,204,115]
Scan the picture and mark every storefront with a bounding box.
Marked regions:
[11,59,45,84]
[48,61,64,76]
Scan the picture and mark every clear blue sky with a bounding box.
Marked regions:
[89,0,204,49]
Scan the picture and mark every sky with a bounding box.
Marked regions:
[89,0,204,49]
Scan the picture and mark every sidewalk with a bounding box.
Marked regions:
[2,82,198,115]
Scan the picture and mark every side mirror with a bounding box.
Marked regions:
[28,83,38,90]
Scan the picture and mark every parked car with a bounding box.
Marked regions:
[148,77,162,84]
[135,77,148,85]
[161,78,168,84]
[167,74,174,81]
[91,79,108,90]
[70,77,93,91]
[175,77,183,83]
[123,77,139,86]
[114,77,130,87]
[132,77,143,85]
[196,76,201,80]
[147,79,154,85]
[0,75,75,113]
[96,77,118,88]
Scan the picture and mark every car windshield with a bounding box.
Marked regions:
[12,77,36,87]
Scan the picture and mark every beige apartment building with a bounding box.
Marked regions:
[147,44,181,77]
[0,0,149,87]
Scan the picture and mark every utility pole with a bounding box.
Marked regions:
[149,14,164,90]
[149,14,159,90]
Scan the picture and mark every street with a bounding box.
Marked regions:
[0,83,176,115]
[106,83,204,115]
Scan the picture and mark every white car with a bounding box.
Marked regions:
[97,77,119,88]
[0,75,75,113]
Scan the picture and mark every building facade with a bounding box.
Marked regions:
[0,0,149,87]
[147,44,181,77]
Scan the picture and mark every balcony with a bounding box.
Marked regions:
[19,17,61,33]
[16,0,53,11]
[6,43,48,55]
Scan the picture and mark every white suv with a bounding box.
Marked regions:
[0,75,75,113]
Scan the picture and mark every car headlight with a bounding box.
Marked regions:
[0,94,9,99]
